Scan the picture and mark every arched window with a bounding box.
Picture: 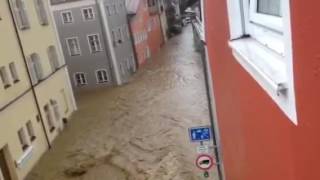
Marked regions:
[96,70,109,83]
[28,53,43,84]
[47,46,60,72]
[34,0,48,25]
[14,0,30,29]
[74,72,87,86]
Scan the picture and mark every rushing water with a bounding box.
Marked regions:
[26,25,218,180]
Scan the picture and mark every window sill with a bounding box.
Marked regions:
[16,146,33,169]
[4,84,11,89]
[229,38,288,96]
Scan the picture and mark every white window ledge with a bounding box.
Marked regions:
[229,38,288,95]
[16,146,33,169]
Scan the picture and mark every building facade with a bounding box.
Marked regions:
[51,0,136,90]
[0,0,76,179]
[205,0,320,179]
[126,0,151,66]
[126,0,164,67]
[147,0,165,57]
[157,0,169,42]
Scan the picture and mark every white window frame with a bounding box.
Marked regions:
[106,5,112,16]
[74,72,87,86]
[226,0,297,124]
[61,11,73,24]
[9,62,20,83]
[95,69,109,83]
[12,0,30,30]
[87,34,102,53]
[34,0,48,25]
[0,66,11,89]
[82,7,95,21]
[26,120,36,142]
[66,37,81,56]
[18,127,29,151]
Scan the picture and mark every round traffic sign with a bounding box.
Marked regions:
[195,154,215,171]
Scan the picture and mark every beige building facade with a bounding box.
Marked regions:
[0,0,77,179]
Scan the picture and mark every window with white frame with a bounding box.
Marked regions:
[34,0,48,25]
[47,46,60,72]
[74,72,87,86]
[0,66,11,89]
[28,53,44,84]
[18,128,29,151]
[106,5,112,16]
[26,120,36,142]
[66,37,81,56]
[9,62,19,83]
[50,99,61,121]
[82,7,95,21]
[61,11,73,24]
[96,69,109,83]
[227,0,297,123]
[13,0,30,30]
[44,104,55,132]
[126,25,130,39]
[118,28,123,44]
[112,30,117,46]
[113,4,117,14]
[87,34,102,53]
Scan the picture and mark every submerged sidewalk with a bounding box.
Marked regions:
[26,26,218,180]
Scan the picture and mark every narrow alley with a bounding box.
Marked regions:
[26,26,218,180]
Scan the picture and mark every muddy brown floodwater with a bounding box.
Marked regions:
[26,26,219,180]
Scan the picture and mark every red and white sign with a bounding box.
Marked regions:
[195,154,215,171]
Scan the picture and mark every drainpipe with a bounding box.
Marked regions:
[96,0,123,85]
[7,0,51,149]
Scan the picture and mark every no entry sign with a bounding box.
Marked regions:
[195,154,215,171]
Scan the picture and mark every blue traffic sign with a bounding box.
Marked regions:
[189,126,211,142]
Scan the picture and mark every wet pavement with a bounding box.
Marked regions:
[26,25,218,180]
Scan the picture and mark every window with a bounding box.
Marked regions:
[96,69,109,83]
[50,99,61,121]
[18,128,29,151]
[28,53,44,84]
[74,72,87,86]
[9,62,19,83]
[113,4,117,14]
[118,28,123,44]
[106,5,112,16]
[13,0,30,30]
[0,67,11,89]
[34,0,48,25]
[47,46,60,72]
[44,104,55,132]
[82,7,95,21]
[127,26,131,39]
[146,46,151,59]
[26,121,36,142]
[87,34,102,53]
[112,30,117,46]
[227,0,297,123]
[61,11,73,24]
[60,89,69,113]
[66,37,81,56]
[147,20,152,32]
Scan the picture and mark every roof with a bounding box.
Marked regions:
[126,0,141,15]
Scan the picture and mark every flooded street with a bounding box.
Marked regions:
[26,26,218,180]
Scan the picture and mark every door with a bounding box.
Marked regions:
[0,149,12,180]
